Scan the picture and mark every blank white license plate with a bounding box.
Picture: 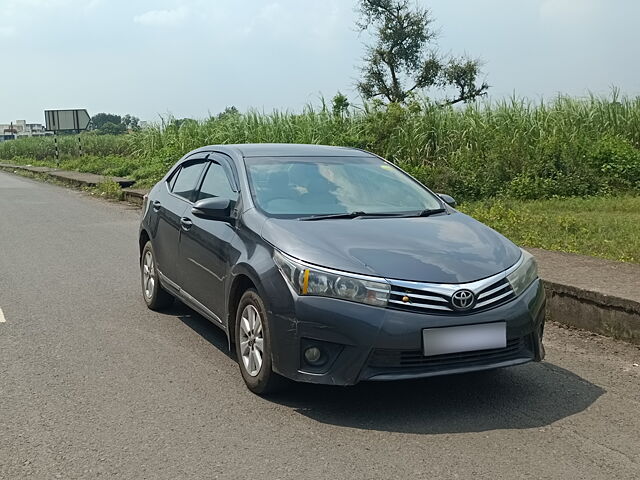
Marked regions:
[422,322,506,356]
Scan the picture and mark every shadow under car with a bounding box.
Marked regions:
[166,301,605,435]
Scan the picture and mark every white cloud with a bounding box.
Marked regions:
[0,26,16,37]
[134,6,189,27]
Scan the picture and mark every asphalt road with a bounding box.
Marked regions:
[1,171,639,480]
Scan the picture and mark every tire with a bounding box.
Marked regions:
[141,241,174,310]
[235,289,287,395]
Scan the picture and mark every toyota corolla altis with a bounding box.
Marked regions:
[139,144,545,394]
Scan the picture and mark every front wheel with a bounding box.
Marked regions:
[235,289,287,395]
[141,241,174,310]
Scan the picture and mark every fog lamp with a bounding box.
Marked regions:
[304,347,323,365]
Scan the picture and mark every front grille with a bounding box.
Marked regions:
[475,278,516,310]
[388,286,451,313]
[388,277,516,315]
[368,337,528,370]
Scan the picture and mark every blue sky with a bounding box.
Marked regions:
[1,0,639,123]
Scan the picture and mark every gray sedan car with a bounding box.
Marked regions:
[139,144,545,394]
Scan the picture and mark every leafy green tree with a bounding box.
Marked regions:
[332,92,350,117]
[216,106,240,120]
[91,113,122,130]
[97,121,127,135]
[91,112,140,134]
[357,0,488,105]
[122,114,141,131]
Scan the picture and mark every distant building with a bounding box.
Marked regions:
[0,120,53,142]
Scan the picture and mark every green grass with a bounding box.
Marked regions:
[1,91,639,195]
[460,196,640,263]
[94,179,124,201]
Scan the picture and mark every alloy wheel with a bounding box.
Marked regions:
[239,304,264,377]
[142,250,155,300]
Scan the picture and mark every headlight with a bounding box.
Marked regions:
[507,250,538,297]
[273,250,390,307]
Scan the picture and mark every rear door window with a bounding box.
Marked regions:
[197,161,237,201]
[171,161,206,201]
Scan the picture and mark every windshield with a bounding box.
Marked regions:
[244,156,442,217]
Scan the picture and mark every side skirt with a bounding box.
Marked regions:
[157,269,228,334]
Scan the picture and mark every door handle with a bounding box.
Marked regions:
[180,217,193,231]
[152,200,162,211]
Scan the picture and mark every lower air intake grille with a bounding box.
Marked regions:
[368,337,528,369]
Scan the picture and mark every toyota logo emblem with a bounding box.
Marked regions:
[451,289,475,311]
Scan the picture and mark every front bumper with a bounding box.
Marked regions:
[268,279,546,386]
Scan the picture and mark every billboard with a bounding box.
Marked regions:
[44,109,91,132]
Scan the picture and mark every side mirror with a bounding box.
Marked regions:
[192,197,234,221]
[438,193,457,208]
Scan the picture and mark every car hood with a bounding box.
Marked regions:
[261,212,522,284]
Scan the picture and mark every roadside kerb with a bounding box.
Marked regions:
[0,164,637,344]
[0,163,134,188]
[529,248,640,345]
[122,188,148,205]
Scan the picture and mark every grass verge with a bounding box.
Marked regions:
[460,195,640,263]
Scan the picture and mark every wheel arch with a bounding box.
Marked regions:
[139,229,151,259]
[227,272,260,347]
[227,258,276,345]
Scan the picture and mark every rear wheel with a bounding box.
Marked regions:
[235,289,287,395]
[141,241,174,310]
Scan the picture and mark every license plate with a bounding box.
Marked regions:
[422,322,506,356]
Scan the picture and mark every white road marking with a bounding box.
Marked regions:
[0,307,5,323]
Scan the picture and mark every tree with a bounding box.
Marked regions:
[332,92,350,117]
[216,106,240,120]
[357,0,488,105]
[97,121,126,135]
[91,112,140,134]
[91,113,122,130]
[122,114,141,131]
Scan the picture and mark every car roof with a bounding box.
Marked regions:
[195,143,376,158]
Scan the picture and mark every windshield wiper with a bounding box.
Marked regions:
[299,211,404,221]
[398,208,447,218]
